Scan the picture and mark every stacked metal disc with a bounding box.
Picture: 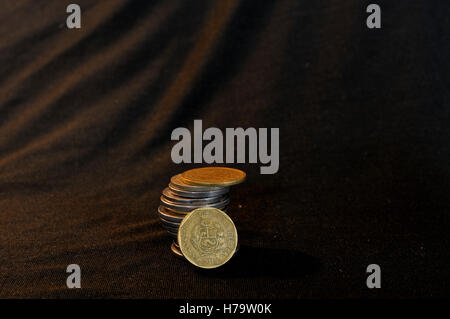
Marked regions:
[158,173,230,257]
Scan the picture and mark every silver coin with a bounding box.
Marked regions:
[162,188,227,205]
[159,216,180,228]
[158,205,228,224]
[158,205,185,223]
[170,174,226,192]
[168,183,229,198]
[160,195,230,212]
[162,225,179,234]
[162,222,180,232]
[164,229,180,238]
[166,229,178,239]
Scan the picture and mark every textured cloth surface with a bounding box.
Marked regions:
[0,0,449,298]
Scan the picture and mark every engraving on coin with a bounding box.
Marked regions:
[181,167,246,186]
[178,207,237,269]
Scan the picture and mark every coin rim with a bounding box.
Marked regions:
[181,167,246,187]
[168,183,229,198]
[158,205,185,222]
[159,216,180,228]
[171,174,226,191]
[171,241,184,258]
[160,195,230,211]
[178,207,238,269]
[162,187,227,204]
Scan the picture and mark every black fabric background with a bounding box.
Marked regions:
[0,0,449,298]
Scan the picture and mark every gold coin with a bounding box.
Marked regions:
[178,207,238,269]
[181,167,246,187]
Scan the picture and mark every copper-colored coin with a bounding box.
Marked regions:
[171,174,226,192]
[181,167,246,187]
[171,241,184,258]
[178,207,238,269]
[162,205,192,216]
[158,206,185,223]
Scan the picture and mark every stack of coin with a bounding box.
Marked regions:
[178,207,238,269]
[158,167,246,260]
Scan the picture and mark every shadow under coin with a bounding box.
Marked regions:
[195,245,321,279]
